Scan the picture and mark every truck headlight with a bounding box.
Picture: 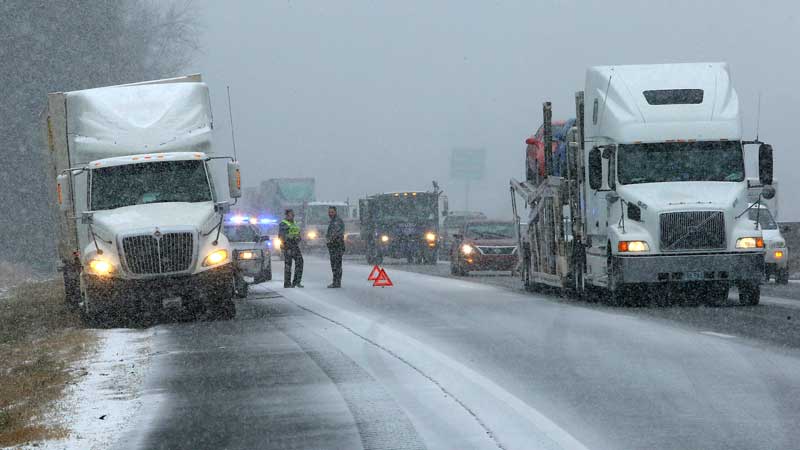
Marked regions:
[88,258,114,276]
[461,244,474,255]
[203,249,229,266]
[425,232,437,242]
[618,241,649,252]
[237,250,257,260]
[380,235,390,243]
[736,237,764,249]
[307,230,318,240]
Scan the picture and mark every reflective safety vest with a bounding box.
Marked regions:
[282,219,301,239]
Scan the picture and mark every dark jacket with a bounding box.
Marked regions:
[326,216,345,252]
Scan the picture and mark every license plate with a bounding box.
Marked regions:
[685,271,703,281]
[162,296,182,308]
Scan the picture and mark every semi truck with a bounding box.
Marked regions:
[360,182,445,265]
[510,63,773,305]
[46,74,242,325]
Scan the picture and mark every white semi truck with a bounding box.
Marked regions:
[46,75,243,325]
[511,63,774,305]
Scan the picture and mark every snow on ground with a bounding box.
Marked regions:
[14,328,155,450]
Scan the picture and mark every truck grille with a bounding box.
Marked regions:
[476,246,517,255]
[122,232,194,274]
[660,211,725,251]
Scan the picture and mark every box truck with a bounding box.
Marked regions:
[46,74,242,325]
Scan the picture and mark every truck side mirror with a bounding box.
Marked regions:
[588,148,602,190]
[227,161,242,199]
[56,174,72,212]
[759,143,773,185]
[442,195,449,217]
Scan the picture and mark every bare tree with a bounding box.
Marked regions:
[0,0,201,272]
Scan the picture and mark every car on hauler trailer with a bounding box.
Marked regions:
[511,62,774,305]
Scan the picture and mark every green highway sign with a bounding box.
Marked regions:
[450,148,486,181]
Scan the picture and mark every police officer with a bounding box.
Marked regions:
[279,209,304,288]
[326,206,345,288]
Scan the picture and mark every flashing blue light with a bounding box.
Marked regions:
[259,217,278,224]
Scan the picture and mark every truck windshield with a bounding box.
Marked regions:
[91,160,212,210]
[617,141,744,185]
[748,208,778,230]
[466,222,515,239]
[374,196,436,222]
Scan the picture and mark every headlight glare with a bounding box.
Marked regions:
[203,249,229,266]
[380,235,390,243]
[307,230,318,240]
[618,240,649,252]
[88,258,113,276]
[425,232,437,242]
[461,244,474,255]
[736,237,764,249]
[237,250,256,260]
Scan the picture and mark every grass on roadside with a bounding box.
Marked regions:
[0,279,95,447]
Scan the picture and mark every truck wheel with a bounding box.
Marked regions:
[738,282,760,306]
[776,268,790,285]
[235,277,249,298]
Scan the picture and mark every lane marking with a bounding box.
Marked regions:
[700,331,736,339]
[283,288,591,450]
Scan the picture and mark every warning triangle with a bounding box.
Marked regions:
[373,269,393,287]
[368,265,381,281]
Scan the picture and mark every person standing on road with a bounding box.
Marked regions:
[326,206,345,288]
[279,209,304,288]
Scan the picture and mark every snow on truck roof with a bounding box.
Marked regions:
[585,62,741,143]
[64,79,213,163]
[89,152,209,168]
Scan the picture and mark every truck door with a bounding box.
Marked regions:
[585,146,610,284]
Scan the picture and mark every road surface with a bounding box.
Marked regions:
[113,256,800,450]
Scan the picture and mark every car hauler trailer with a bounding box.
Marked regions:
[510,63,774,305]
[46,74,243,325]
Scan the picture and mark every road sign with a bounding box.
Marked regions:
[368,265,381,281]
[373,269,393,287]
[450,148,486,181]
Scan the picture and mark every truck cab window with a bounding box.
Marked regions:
[617,141,744,185]
[91,160,212,210]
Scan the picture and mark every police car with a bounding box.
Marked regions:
[223,216,273,298]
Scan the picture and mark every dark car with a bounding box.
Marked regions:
[450,220,518,275]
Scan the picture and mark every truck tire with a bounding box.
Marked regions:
[234,276,249,298]
[776,268,790,285]
[738,282,760,306]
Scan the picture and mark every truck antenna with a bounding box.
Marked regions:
[756,91,762,142]
[226,85,238,160]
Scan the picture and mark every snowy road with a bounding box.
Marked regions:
[113,257,800,450]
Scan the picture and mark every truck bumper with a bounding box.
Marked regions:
[86,264,233,306]
[612,252,764,284]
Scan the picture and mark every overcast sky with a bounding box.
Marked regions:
[189,0,800,220]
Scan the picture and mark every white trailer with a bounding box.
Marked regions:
[46,75,243,325]
[511,63,774,305]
